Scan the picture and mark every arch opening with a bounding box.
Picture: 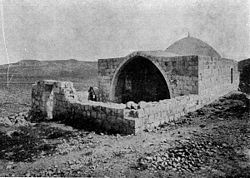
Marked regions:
[112,56,170,103]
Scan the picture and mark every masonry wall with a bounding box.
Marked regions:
[198,56,239,105]
[31,80,202,135]
[31,80,136,134]
[161,55,198,97]
[31,80,77,121]
[98,57,124,102]
[124,95,201,132]
[98,52,199,102]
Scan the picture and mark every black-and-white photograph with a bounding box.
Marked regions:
[0,0,249,177]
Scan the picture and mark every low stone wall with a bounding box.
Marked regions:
[54,99,137,134]
[31,80,206,134]
[124,95,201,132]
[31,80,240,134]
[31,80,136,134]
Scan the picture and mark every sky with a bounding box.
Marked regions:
[0,0,249,65]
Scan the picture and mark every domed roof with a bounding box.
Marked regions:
[165,36,221,58]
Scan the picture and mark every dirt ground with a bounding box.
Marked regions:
[0,92,249,177]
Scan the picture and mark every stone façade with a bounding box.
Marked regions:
[98,52,239,104]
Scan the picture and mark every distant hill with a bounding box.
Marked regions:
[238,58,250,94]
[238,58,250,72]
[17,59,42,66]
[0,59,98,84]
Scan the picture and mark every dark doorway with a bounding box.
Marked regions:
[114,56,170,103]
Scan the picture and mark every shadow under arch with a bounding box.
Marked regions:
[110,56,171,103]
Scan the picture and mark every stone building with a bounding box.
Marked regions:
[98,36,239,105]
[31,36,240,134]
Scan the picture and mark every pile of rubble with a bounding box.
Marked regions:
[0,112,30,127]
[137,137,232,173]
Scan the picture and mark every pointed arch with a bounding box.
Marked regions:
[110,55,172,103]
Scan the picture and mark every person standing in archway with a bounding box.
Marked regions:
[88,87,97,101]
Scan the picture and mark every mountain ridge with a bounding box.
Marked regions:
[0,59,98,83]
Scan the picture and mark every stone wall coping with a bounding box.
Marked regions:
[125,94,200,110]
[70,100,126,110]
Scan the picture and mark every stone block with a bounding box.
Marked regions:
[86,111,91,118]
[91,111,97,118]
[137,109,145,118]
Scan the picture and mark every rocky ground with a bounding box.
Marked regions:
[0,92,249,177]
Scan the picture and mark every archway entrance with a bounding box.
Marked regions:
[113,56,170,103]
